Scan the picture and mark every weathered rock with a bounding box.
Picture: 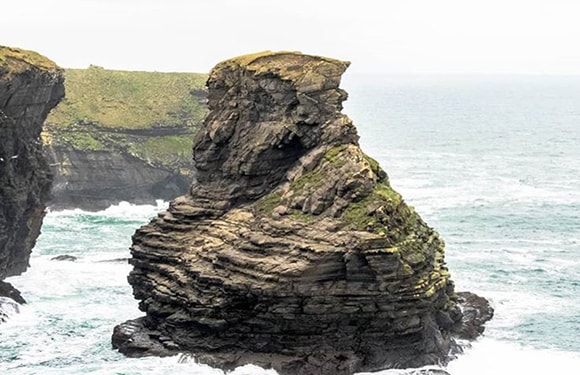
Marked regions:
[113,52,491,374]
[97,257,129,263]
[0,46,64,286]
[44,126,195,211]
[0,280,26,304]
[454,291,494,340]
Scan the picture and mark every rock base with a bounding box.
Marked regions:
[113,291,492,374]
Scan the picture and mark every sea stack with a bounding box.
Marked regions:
[0,46,64,307]
[113,52,489,374]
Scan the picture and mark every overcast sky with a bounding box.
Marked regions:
[2,0,580,75]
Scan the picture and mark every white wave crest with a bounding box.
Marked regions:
[447,338,580,375]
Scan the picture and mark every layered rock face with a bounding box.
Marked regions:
[44,140,192,211]
[0,46,64,293]
[114,52,487,374]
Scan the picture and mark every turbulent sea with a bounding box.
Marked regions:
[2,75,580,374]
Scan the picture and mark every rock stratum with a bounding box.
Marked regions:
[0,46,64,299]
[43,66,207,210]
[113,52,492,374]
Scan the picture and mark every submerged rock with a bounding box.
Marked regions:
[454,291,494,340]
[113,51,491,374]
[50,254,78,262]
[0,46,64,289]
[0,280,26,304]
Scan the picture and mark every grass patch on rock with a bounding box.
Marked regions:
[341,183,404,234]
[254,191,283,214]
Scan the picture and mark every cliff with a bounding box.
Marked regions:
[0,46,64,299]
[113,52,491,374]
[43,66,207,210]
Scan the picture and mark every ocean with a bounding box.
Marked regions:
[2,75,579,374]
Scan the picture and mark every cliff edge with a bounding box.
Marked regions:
[43,66,207,210]
[113,52,491,374]
[0,46,64,302]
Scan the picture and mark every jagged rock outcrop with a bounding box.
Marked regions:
[113,52,491,374]
[0,46,64,298]
[454,291,494,341]
[43,66,207,211]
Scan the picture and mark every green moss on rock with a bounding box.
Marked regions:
[364,154,384,179]
[254,191,283,214]
[290,169,325,192]
[289,209,317,223]
[324,145,349,167]
[341,182,406,235]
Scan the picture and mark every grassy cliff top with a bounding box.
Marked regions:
[216,51,350,82]
[0,45,61,77]
[47,65,208,129]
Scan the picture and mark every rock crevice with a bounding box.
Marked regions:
[113,51,491,374]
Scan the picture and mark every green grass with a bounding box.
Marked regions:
[56,131,105,151]
[47,65,208,129]
[131,135,193,167]
[42,66,207,168]
[45,122,196,168]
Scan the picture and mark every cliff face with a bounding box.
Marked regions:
[43,125,195,210]
[0,46,64,284]
[113,52,489,374]
[43,66,207,210]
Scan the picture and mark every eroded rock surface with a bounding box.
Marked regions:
[45,143,192,211]
[113,52,491,374]
[454,291,494,341]
[0,46,64,286]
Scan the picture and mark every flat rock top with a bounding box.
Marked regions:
[212,50,350,92]
[220,50,349,71]
[0,45,61,77]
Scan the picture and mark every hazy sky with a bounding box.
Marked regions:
[2,0,580,75]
